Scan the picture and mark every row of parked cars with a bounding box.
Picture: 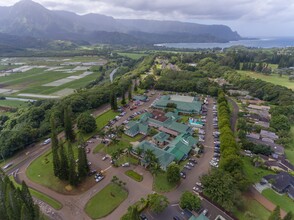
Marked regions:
[211,102,220,168]
[183,158,197,171]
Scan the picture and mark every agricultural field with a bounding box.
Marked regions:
[117,52,147,60]
[239,70,294,90]
[0,56,108,99]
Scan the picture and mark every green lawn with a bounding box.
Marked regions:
[9,176,62,210]
[93,143,105,154]
[26,145,93,194]
[117,52,147,60]
[153,172,177,193]
[95,110,119,130]
[234,197,270,220]
[116,154,139,166]
[242,157,274,184]
[239,70,294,90]
[84,183,128,219]
[125,170,143,182]
[103,140,130,155]
[262,188,294,213]
[285,126,294,164]
[121,134,143,142]
[0,100,29,108]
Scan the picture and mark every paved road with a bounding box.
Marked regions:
[110,67,119,83]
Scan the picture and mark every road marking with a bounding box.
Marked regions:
[103,165,112,172]
[171,204,178,207]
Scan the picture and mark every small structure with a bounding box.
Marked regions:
[125,121,149,137]
[260,130,279,141]
[248,104,270,111]
[263,172,294,200]
[189,214,209,220]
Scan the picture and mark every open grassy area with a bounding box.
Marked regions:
[121,133,143,142]
[84,183,128,219]
[0,99,29,108]
[125,170,143,182]
[103,140,130,155]
[234,197,270,220]
[95,110,119,130]
[262,188,294,213]
[285,126,294,164]
[26,147,95,195]
[153,171,177,193]
[242,157,274,184]
[9,176,62,210]
[93,143,105,154]
[239,70,294,90]
[116,154,139,166]
[117,52,147,60]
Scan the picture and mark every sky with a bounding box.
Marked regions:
[1,0,294,37]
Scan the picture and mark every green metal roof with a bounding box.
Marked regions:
[133,95,148,101]
[165,111,180,120]
[190,214,209,220]
[153,132,170,143]
[154,95,202,113]
[125,121,148,137]
[137,141,175,170]
[166,133,197,161]
[164,120,191,134]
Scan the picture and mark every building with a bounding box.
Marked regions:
[136,141,175,170]
[125,121,149,137]
[260,130,279,141]
[153,95,202,114]
[263,172,294,200]
[189,214,209,220]
[153,132,170,147]
[133,95,148,102]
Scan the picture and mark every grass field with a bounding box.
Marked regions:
[116,154,139,166]
[285,126,294,164]
[26,147,95,195]
[95,110,119,130]
[125,170,143,182]
[93,143,105,153]
[0,99,29,108]
[262,188,294,213]
[153,171,177,193]
[117,52,147,60]
[103,140,130,155]
[234,197,270,220]
[239,70,294,90]
[84,183,128,219]
[121,134,143,142]
[242,157,274,184]
[9,176,62,210]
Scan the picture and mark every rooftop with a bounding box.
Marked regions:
[264,172,294,192]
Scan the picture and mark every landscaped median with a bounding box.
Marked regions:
[125,170,143,182]
[9,176,62,210]
[84,183,128,219]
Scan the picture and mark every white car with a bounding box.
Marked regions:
[122,162,130,167]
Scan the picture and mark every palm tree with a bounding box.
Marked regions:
[135,148,143,157]
[127,146,133,156]
[150,162,161,176]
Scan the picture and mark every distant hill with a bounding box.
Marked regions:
[0,0,242,47]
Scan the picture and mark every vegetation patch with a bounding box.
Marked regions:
[117,154,139,166]
[0,100,29,108]
[93,143,105,153]
[84,183,128,219]
[103,140,129,155]
[153,171,177,193]
[125,170,143,182]
[285,126,294,164]
[95,110,119,130]
[242,157,274,184]
[117,52,147,60]
[234,197,270,220]
[262,188,294,213]
[9,176,62,210]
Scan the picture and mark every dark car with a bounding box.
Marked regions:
[180,171,186,179]
[139,214,148,220]
[88,170,97,176]
[173,216,180,220]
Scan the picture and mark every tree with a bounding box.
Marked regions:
[166,163,181,184]
[21,181,35,219]
[121,91,126,105]
[121,205,140,220]
[64,106,75,142]
[270,115,291,132]
[67,142,78,186]
[179,191,201,211]
[283,212,293,220]
[269,206,281,220]
[110,92,118,111]
[77,146,89,181]
[50,116,61,178]
[147,193,169,213]
[77,112,97,133]
[201,169,242,211]
[128,86,132,101]
[59,143,69,180]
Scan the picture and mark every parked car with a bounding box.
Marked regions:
[187,162,194,167]
[184,165,192,170]
[180,171,186,179]
[139,214,148,220]
[102,156,108,161]
[122,162,130,167]
[202,209,208,216]
[88,170,97,176]
[189,158,197,164]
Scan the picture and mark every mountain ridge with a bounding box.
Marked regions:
[0,0,242,46]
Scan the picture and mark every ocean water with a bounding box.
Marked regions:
[155,37,294,49]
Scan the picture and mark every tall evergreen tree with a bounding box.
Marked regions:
[50,116,61,178]
[121,90,126,105]
[77,146,89,181]
[20,204,30,220]
[59,143,69,181]
[67,142,78,186]
[21,181,35,219]
[128,86,132,100]
[64,106,75,142]
[283,212,293,220]
[269,206,281,220]
[113,93,118,111]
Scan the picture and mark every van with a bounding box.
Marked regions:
[3,162,13,170]
[43,138,51,145]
